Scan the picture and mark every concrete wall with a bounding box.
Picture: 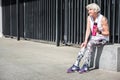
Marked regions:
[91,44,120,72]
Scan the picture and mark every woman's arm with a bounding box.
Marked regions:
[84,16,91,43]
[100,16,109,36]
[81,16,91,47]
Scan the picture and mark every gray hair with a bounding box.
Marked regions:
[86,3,101,13]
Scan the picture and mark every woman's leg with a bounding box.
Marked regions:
[74,47,86,67]
[81,39,107,70]
[67,39,107,73]
[67,47,86,73]
[73,39,100,68]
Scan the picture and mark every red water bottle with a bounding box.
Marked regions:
[92,23,97,36]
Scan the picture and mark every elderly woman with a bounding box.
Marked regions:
[67,3,109,74]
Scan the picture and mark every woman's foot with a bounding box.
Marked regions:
[79,64,89,74]
[67,65,80,73]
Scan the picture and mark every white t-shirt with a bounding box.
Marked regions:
[89,13,109,41]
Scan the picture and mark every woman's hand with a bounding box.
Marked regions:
[80,41,87,48]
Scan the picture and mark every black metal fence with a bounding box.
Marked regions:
[1,0,120,46]
[2,0,57,42]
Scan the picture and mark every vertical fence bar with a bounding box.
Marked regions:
[38,0,40,39]
[71,0,74,43]
[47,0,49,40]
[115,0,119,43]
[112,0,115,43]
[48,0,51,41]
[10,0,12,36]
[23,1,26,38]
[50,0,52,41]
[64,0,69,44]
[42,0,44,40]
[103,0,107,16]
[53,0,56,42]
[40,0,42,40]
[118,0,120,43]
[32,1,34,39]
[36,0,39,39]
[76,0,80,44]
[35,0,38,39]
[31,1,34,38]
[107,0,111,43]
[44,0,46,40]
[82,0,86,41]
[67,0,70,44]
[60,0,63,42]
[98,0,102,8]
[68,0,70,43]
[19,0,24,38]
[56,0,60,46]
[47,0,48,40]
[16,0,20,40]
[74,0,77,43]
[79,0,83,43]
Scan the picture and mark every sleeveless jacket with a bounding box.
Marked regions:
[89,13,109,41]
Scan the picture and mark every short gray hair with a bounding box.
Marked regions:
[86,3,100,12]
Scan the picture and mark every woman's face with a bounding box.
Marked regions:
[87,9,97,17]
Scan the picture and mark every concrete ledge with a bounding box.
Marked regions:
[91,44,120,72]
[99,44,120,72]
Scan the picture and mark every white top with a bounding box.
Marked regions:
[89,13,109,41]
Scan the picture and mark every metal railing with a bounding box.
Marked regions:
[1,0,120,46]
[62,0,120,44]
[24,0,56,42]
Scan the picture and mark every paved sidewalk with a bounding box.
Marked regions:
[0,38,120,80]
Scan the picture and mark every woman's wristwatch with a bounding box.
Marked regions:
[98,31,102,34]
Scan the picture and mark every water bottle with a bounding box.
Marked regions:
[92,23,97,36]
